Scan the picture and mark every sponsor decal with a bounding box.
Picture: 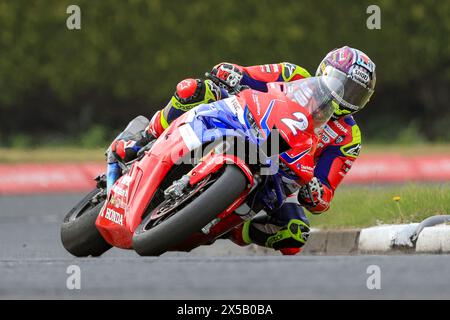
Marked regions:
[341,143,361,157]
[334,120,348,133]
[335,135,345,144]
[300,165,314,174]
[102,207,124,226]
[110,193,126,209]
[292,83,313,107]
[341,158,354,174]
[172,99,194,111]
[113,185,127,197]
[332,94,360,111]
[323,124,338,139]
[224,96,245,125]
[252,93,261,116]
[283,63,296,79]
[321,133,330,144]
[225,96,243,116]
[352,67,370,85]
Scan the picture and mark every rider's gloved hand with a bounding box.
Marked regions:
[110,139,141,163]
[211,63,243,89]
[298,177,325,209]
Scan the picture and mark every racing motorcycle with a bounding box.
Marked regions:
[60,75,343,256]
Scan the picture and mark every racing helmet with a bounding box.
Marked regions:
[316,46,376,118]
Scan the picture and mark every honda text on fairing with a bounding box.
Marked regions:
[61,76,344,256]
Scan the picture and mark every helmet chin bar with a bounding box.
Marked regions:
[331,91,360,112]
[316,47,376,115]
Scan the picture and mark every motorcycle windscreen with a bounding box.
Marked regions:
[283,76,344,134]
[105,116,150,163]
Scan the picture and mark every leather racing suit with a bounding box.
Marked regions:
[109,62,362,255]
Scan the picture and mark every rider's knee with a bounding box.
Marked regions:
[171,78,222,110]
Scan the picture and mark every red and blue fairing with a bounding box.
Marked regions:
[95,76,338,250]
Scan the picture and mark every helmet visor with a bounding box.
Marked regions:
[324,66,374,112]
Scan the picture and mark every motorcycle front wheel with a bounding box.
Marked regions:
[132,165,247,256]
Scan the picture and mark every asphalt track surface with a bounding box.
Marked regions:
[1,193,450,299]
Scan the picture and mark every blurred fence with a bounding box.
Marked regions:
[1,154,450,195]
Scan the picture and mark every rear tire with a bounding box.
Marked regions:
[61,189,112,257]
[132,165,247,256]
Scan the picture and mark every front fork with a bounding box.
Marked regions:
[106,162,121,194]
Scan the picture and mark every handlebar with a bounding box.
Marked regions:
[204,72,249,95]
[110,139,155,175]
[136,140,155,158]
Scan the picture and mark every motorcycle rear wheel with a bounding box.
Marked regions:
[60,189,112,257]
[132,165,247,256]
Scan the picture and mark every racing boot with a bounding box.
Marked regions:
[228,200,310,255]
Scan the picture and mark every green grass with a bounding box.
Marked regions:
[0,147,105,163]
[308,183,450,229]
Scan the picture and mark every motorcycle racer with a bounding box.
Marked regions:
[108,46,376,255]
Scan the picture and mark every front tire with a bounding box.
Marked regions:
[61,189,112,257]
[132,165,247,256]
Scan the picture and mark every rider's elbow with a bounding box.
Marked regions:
[307,202,330,214]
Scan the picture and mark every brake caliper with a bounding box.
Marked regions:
[164,175,191,199]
